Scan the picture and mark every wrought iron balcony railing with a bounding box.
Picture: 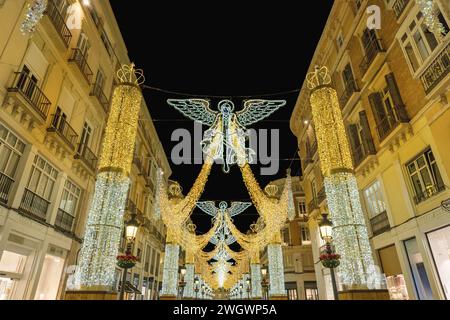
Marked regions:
[8,71,51,120]
[90,83,109,113]
[393,0,410,19]
[0,172,14,205]
[339,79,359,108]
[414,184,446,205]
[360,38,384,76]
[54,208,76,233]
[75,144,98,173]
[376,108,409,142]
[69,48,93,84]
[45,0,72,47]
[19,189,50,222]
[420,42,450,94]
[47,114,78,151]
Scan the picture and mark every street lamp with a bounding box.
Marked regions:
[118,213,140,300]
[179,268,187,299]
[318,213,339,301]
[239,284,243,300]
[318,213,333,243]
[261,267,268,300]
[194,278,200,300]
[246,279,251,299]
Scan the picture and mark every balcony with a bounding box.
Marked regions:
[133,157,144,174]
[376,108,410,142]
[393,0,410,19]
[19,189,50,222]
[420,42,450,95]
[47,114,78,152]
[90,83,109,113]
[339,80,359,109]
[44,0,72,48]
[307,198,319,213]
[74,144,98,174]
[7,71,51,123]
[69,48,93,84]
[414,184,446,205]
[54,208,75,234]
[126,199,137,215]
[317,188,326,205]
[360,38,385,81]
[0,172,14,205]
[370,211,390,236]
[352,144,376,168]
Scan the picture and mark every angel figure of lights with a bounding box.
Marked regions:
[168,99,286,173]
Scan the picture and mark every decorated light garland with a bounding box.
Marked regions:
[307,66,377,289]
[416,0,447,41]
[21,0,47,35]
[74,65,144,289]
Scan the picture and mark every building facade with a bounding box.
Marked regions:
[260,177,318,300]
[0,0,171,300]
[290,0,450,300]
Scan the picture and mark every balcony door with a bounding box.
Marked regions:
[76,32,90,59]
[18,65,38,101]
[77,122,92,155]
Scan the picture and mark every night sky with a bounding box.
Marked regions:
[109,1,333,237]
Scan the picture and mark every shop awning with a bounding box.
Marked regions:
[378,245,403,277]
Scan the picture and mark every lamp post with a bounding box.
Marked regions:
[179,268,186,299]
[118,212,140,300]
[194,278,199,300]
[261,267,269,300]
[318,213,339,301]
[246,279,251,299]
[239,284,243,300]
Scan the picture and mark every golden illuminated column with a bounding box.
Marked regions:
[307,66,377,290]
[74,65,144,290]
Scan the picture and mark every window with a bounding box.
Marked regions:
[27,155,58,201]
[404,238,433,300]
[286,283,298,300]
[77,122,93,154]
[342,63,356,91]
[305,281,319,300]
[0,123,25,179]
[77,32,90,57]
[364,181,387,219]
[282,228,290,246]
[427,225,450,300]
[337,32,344,49]
[400,10,449,73]
[94,69,105,93]
[301,225,311,244]
[59,180,81,217]
[155,252,161,276]
[297,199,307,216]
[407,149,444,204]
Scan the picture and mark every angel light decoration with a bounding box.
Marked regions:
[168,99,286,173]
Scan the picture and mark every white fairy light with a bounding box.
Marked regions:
[416,0,447,40]
[21,0,47,35]
[160,244,180,297]
[267,244,286,296]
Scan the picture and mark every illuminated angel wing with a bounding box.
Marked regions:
[228,202,252,217]
[225,234,236,246]
[196,201,219,217]
[167,99,218,126]
[236,100,287,127]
